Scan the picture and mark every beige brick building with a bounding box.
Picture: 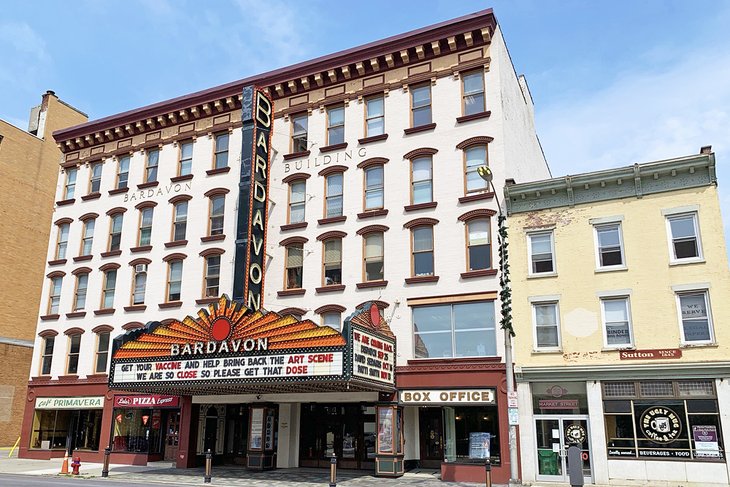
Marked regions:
[0,91,86,447]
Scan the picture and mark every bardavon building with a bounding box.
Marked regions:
[19,9,550,483]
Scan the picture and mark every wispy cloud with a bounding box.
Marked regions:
[0,21,50,92]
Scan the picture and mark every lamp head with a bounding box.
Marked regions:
[477,165,493,183]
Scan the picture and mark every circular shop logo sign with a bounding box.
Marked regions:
[565,424,587,445]
[640,407,682,443]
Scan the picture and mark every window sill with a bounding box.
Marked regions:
[318,216,347,225]
[40,314,60,321]
[316,285,345,294]
[458,192,495,204]
[56,198,75,206]
[171,174,193,183]
[206,166,231,176]
[461,269,498,279]
[358,133,388,145]
[680,342,718,349]
[81,192,101,201]
[404,123,436,135]
[601,346,635,352]
[669,258,706,266]
[283,150,311,161]
[357,209,389,219]
[456,111,491,124]
[595,266,628,273]
[137,181,159,189]
[101,250,122,258]
[108,187,129,195]
[65,311,86,319]
[159,301,183,309]
[47,259,67,266]
[277,289,306,297]
[164,240,188,248]
[405,275,440,284]
[281,222,308,231]
[94,308,115,316]
[532,348,563,354]
[130,245,152,253]
[124,305,147,312]
[356,280,388,289]
[196,297,219,305]
[201,234,226,242]
[527,272,558,279]
[73,255,93,262]
[319,142,348,153]
[404,202,437,212]
[58,375,79,382]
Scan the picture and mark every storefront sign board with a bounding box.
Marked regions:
[351,326,395,386]
[35,396,104,409]
[113,395,179,408]
[693,425,720,458]
[399,388,496,405]
[539,399,579,409]
[619,349,682,360]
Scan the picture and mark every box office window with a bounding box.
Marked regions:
[112,408,163,454]
[30,409,102,451]
[413,301,496,358]
[603,380,724,461]
[441,406,500,465]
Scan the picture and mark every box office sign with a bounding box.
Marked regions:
[35,396,104,410]
[399,389,496,405]
[114,395,179,408]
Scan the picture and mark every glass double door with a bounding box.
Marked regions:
[535,416,593,483]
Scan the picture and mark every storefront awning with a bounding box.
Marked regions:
[109,295,396,396]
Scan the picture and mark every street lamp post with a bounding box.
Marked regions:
[478,165,519,486]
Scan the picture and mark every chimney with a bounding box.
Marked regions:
[700,145,712,154]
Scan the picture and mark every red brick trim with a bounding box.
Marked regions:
[356,280,388,289]
[159,301,183,309]
[78,212,99,221]
[405,275,440,284]
[358,134,388,145]
[456,111,491,124]
[130,245,153,253]
[106,206,127,216]
[123,306,146,313]
[356,224,389,236]
[100,250,122,258]
[94,308,115,316]
[277,289,306,297]
[134,200,158,209]
[164,240,188,248]
[137,181,159,190]
[314,304,346,314]
[201,234,226,242]
[204,187,230,198]
[169,194,192,204]
[403,147,438,160]
[357,209,389,219]
[64,327,85,336]
[315,285,346,294]
[316,230,347,241]
[319,142,348,153]
[162,252,187,262]
[318,216,347,225]
[457,208,496,222]
[403,217,439,229]
[456,135,494,150]
[54,217,73,225]
[283,150,311,161]
[65,311,86,319]
[461,269,498,279]
[38,329,59,337]
[99,262,121,271]
[129,258,152,266]
[71,267,92,276]
[279,236,308,246]
[357,157,389,169]
[46,270,66,278]
[199,247,225,257]
[318,165,348,177]
[206,167,231,176]
[122,321,144,330]
[458,192,494,204]
[170,174,193,183]
[282,172,311,184]
[92,324,114,333]
[404,123,436,135]
[404,202,437,212]
[279,307,306,317]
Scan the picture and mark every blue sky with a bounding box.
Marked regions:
[1,0,728,254]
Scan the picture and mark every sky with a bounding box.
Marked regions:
[1,0,728,253]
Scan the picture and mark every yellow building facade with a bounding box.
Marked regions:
[506,150,730,486]
[0,91,86,447]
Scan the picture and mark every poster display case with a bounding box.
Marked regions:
[246,405,277,470]
[375,404,404,477]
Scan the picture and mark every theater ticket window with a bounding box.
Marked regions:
[603,380,724,460]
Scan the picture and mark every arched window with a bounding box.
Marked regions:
[166,258,184,302]
[55,220,71,260]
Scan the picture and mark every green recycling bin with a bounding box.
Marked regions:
[538,448,559,476]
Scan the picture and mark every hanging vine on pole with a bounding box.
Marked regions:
[497,214,514,337]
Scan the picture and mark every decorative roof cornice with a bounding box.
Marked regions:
[517,360,730,382]
[505,152,717,215]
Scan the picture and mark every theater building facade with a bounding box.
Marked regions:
[20,9,550,483]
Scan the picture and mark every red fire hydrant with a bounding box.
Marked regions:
[71,455,81,475]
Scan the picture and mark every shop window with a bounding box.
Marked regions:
[442,406,501,464]
[365,95,384,137]
[413,301,496,358]
[138,207,154,246]
[595,223,625,268]
[204,255,221,297]
[462,70,486,116]
[533,302,560,350]
[528,231,555,275]
[601,297,633,348]
[112,408,163,454]
[108,213,123,251]
[102,269,117,309]
[48,276,62,314]
[64,167,77,199]
[288,180,306,223]
[363,232,384,282]
[73,273,88,311]
[179,140,193,176]
[209,195,225,236]
[214,132,229,169]
[95,331,110,373]
[285,243,303,289]
[291,113,308,153]
[464,145,488,194]
[172,201,188,241]
[31,409,102,451]
[132,267,147,305]
[677,291,714,344]
[322,312,341,332]
[116,155,130,189]
[364,165,384,210]
[327,105,345,145]
[89,162,102,193]
[466,218,490,271]
[411,83,432,127]
[666,212,702,261]
[40,336,54,375]
[411,226,434,277]
[66,333,81,374]
[167,260,183,301]
[55,223,70,260]
[411,156,433,205]
[145,148,159,183]
[80,218,95,256]
[322,238,342,286]
[325,173,344,218]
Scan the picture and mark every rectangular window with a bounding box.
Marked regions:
[596,223,625,268]
[74,273,88,311]
[214,132,229,169]
[327,105,345,145]
[48,277,62,314]
[462,70,486,116]
[285,244,303,289]
[56,223,69,260]
[209,196,224,236]
[602,297,633,347]
[412,226,434,276]
[529,231,555,275]
[145,148,159,183]
[289,181,306,223]
[167,260,183,301]
[205,255,221,297]
[67,334,81,374]
[411,156,433,204]
[95,332,110,373]
[102,270,116,309]
[132,270,146,305]
[364,233,384,282]
[138,207,153,246]
[465,146,488,193]
[325,174,343,218]
[81,219,95,256]
[173,201,188,241]
[365,96,385,137]
[291,113,308,153]
[411,84,432,127]
[533,302,560,349]
[667,213,702,261]
[117,155,130,189]
[322,312,341,332]
[677,291,713,343]
[64,167,77,199]
[323,239,342,286]
[41,336,54,375]
[467,219,491,271]
[89,163,102,193]
[413,301,496,358]
[179,141,193,176]
[109,214,123,251]
[364,166,384,210]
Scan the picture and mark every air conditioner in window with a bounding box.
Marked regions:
[135,264,148,273]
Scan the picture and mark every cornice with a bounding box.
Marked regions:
[516,361,730,382]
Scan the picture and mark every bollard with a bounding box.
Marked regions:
[484,458,492,487]
[329,452,337,487]
[101,447,111,478]
[204,449,212,484]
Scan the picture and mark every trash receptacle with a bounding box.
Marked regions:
[537,449,559,476]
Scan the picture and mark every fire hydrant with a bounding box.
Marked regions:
[71,455,81,475]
